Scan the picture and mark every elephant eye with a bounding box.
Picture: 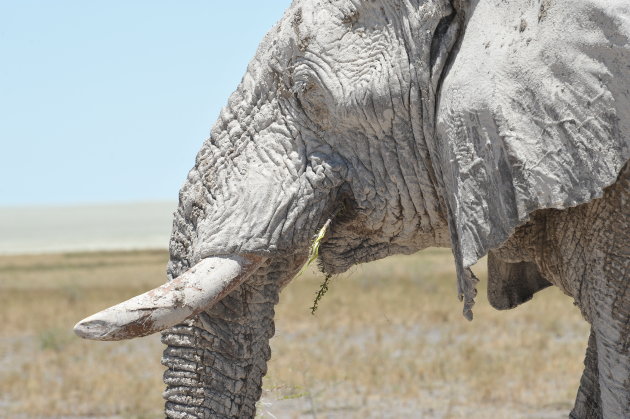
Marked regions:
[289,68,331,127]
[290,72,316,96]
[291,79,310,95]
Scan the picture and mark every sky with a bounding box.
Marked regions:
[0,1,291,206]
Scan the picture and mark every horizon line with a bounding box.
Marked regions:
[0,199,178,209]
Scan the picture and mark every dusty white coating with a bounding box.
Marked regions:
[76,1,630,417]
[74,255,264,340]
[437,0,630,311]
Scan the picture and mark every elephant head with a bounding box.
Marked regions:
[75,0,630,417]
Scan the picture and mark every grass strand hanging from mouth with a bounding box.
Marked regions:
[297,218,331,278]
[295,218,334,314]
[309,273,332,314]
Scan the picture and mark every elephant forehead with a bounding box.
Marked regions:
[295,2,409,87]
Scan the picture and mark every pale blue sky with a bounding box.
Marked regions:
[0,1,291,206]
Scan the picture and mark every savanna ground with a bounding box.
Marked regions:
[0,249,589,418]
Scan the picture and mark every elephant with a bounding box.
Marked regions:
[75,0,630,417]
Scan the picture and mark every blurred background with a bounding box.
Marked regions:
[0,1,588,418]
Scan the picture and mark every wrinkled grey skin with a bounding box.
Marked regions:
[161,0,630,417]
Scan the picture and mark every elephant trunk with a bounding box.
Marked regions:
[157,55,342,415]
[161,256,299,418]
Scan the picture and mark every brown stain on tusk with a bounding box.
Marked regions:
[74,254,266,341]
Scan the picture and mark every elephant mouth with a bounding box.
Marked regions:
[73,253,266,341]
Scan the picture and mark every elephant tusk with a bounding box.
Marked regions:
[73,254,266,341]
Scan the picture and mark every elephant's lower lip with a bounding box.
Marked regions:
[73,254,266,341]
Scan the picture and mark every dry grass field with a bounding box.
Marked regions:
[0,249,589,418]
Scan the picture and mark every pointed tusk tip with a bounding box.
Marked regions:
[73,318,112,340]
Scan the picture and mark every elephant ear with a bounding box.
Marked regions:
[435,0,630,317]
[487,252,552,310]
